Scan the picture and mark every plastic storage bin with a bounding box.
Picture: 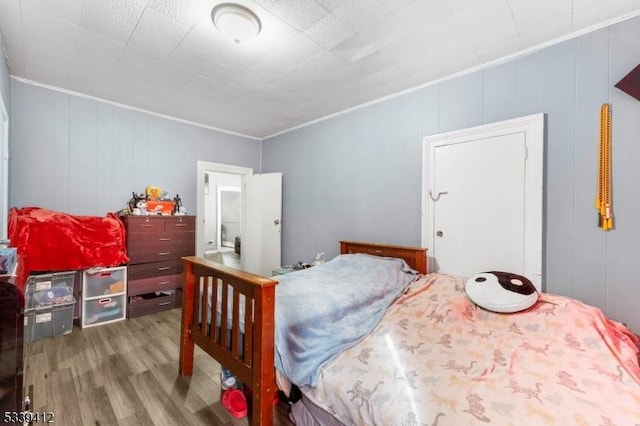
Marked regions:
[25,271,76,309]
[24,300,75,343]
[81,266,127,328]
[0,247,17,275]
[82,294,126,327]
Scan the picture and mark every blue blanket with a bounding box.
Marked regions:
[274,254,417,387]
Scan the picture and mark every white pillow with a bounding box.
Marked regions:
[465,271,538,313]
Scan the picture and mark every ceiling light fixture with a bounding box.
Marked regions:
[211,3,261,44]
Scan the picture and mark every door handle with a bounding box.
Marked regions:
[429,190,448,201]
[274,219,281,225]
[436,231,444,237]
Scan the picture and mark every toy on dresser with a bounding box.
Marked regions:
[173,194,185,215]
[124,188,182,216]
[128,192,147,215]
[135,199,148,215]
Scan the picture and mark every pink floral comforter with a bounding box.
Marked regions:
[302,273,640,425]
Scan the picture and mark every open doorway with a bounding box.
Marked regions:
[196,162,252,269]
[217,185,241,251]
[197,161,283,276]
[205,180,241,269]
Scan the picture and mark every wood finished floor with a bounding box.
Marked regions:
[204,250,241,269]
[23,308,293,426]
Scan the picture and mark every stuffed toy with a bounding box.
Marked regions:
[465,271,538,313]
[128,192,146,213]
[136,199,148,215]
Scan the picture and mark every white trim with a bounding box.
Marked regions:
[421,113,544,291]
[196,161,253,257]
[0,90,8,240]
[10,76,261,141]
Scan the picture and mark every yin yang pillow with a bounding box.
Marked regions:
[465,271,538,313]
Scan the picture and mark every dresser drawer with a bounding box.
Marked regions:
[127,232,195,253]
[165,216,195,233]
[128,273,183,296]
[123,216,166,233]
[128,292,183,318]
[127,260,183,280]
[126,242,195,264]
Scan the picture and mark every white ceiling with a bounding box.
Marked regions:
[0,0,639,139]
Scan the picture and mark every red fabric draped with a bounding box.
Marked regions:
[8,207,129,289]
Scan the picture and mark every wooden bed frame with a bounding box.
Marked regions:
[179,240,428,426]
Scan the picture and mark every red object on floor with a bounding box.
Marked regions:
[221,388,248,419]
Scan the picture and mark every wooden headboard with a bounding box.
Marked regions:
[340,240,428,274]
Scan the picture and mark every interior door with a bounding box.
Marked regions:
[431,133,526,276]
[424,114,544,290]
[241,173,282,276]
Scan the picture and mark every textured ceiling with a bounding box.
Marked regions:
[1,0,639,139]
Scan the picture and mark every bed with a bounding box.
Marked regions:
[178,241,640,425]
[179,241,427,425]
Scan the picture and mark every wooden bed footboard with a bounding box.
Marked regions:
[179,242,427,425]
[179,256,278,426]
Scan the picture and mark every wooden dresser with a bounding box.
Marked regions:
[123,215,195,318]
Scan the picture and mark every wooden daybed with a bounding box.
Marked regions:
[178,240,428,426]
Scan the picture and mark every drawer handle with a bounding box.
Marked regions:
[157,266,171,271]
[174,224,186,227]
[158,252,171,256]
[141,224,153,227]
[158,281,170,286]
[159,238,171,241]
[159,302,171,306]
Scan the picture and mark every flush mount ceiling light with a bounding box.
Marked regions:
[211,3,261,44]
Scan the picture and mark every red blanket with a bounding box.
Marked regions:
[8,207,129,289]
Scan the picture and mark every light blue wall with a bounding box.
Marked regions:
[263,17,640,332]
[9,80,260,216]
[1,48,9,233]
[0,50,9,113]
[6,16,640,332]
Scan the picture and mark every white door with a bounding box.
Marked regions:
[432,134,525,274]
[241,173,282,276]
[423,114,544,290]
